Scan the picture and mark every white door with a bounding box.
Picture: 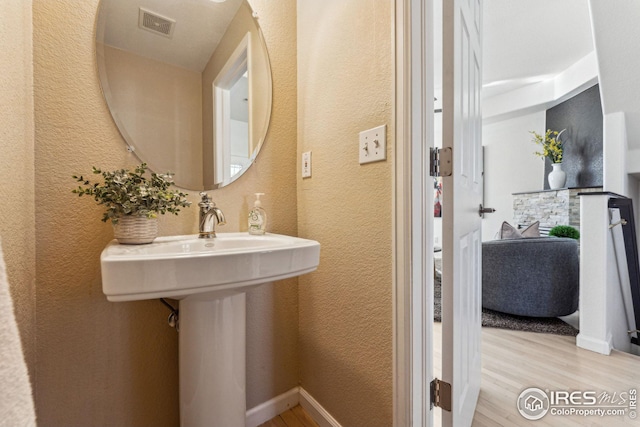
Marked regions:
[441,0,483,425]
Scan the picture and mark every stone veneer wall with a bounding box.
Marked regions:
[513,187,602,229]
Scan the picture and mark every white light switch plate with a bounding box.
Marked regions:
[359,124,386,164]
[302,151,312,178]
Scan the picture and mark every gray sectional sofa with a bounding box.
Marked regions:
[482,237,579,317]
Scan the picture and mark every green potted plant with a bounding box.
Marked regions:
[72,163,191,244]
[530,128,567,189]
[549,225,580,240]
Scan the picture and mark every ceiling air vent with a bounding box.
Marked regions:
[138,8,175,38]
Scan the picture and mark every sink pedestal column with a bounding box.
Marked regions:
[179,293,246,427]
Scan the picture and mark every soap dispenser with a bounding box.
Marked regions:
[248,193,267,235]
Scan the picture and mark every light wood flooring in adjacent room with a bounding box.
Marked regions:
[263,326,639,427]
[258,405,319,427]
[435,323,640,427]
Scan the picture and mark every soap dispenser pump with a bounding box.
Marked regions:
[248,193,267,235]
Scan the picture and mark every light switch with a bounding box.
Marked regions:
[302,151,312,178]
[359,124,387,164]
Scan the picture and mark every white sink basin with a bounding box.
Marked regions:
[101,232,320,301]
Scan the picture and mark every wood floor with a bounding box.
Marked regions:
[262,326,639,427]
[435,323,640,426]
[258,405,319,427]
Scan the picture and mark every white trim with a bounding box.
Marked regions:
[576,333,613,356]
[299,388,343,427]
[394,0,435,426]
[245,387,300,427]
[213,33,251,186]
[393,0,411,424]
[245,387,342,427]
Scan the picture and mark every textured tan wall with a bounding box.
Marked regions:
[100,44,204,190]
[297,1,394,426]
[217,0,299,408]
[33,0,297,425]
[34,0,182,424]
[0,0,35,381]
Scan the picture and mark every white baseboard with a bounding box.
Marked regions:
[299,388,342,427]
[246,387,300,427]
[576,333,612,355]
[245,387,342,427]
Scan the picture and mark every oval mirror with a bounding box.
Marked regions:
[95,0,272,190]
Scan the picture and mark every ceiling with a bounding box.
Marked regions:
[99,0,244,72]
[435,0,594,99]
[101,0,594,99]
[483,0,594,97]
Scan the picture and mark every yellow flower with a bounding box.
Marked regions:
[529,129,566,163]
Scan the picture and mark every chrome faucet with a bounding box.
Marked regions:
[198,192,226,238]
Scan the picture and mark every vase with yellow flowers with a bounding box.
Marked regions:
[530,128,567,189]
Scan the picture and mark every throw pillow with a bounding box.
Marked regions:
[499,221,522,239]
[498,221,541,239]
[520,221,540,238]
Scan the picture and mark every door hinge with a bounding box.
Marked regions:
[430,378,452,411]
[430,147,452,177]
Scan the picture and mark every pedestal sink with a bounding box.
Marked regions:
[101,233,320,427]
